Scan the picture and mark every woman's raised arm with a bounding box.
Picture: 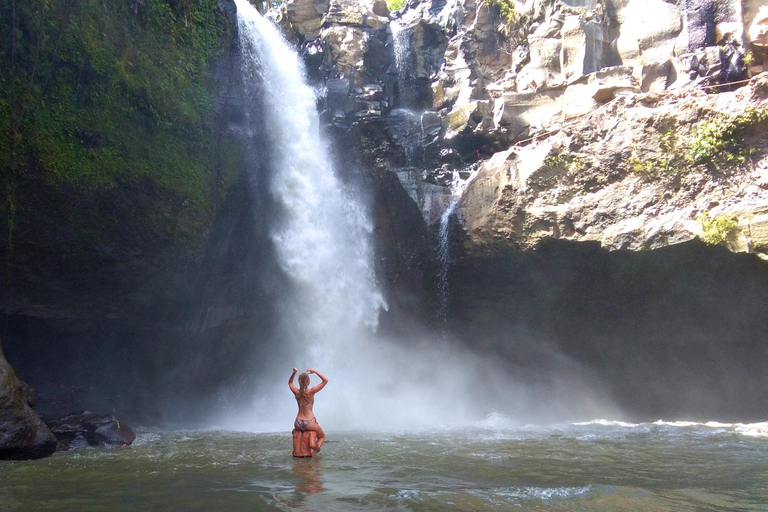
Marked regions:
[289,367,299,394]
[306,368,328,394]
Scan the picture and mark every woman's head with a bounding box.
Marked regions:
[298,372,310,393]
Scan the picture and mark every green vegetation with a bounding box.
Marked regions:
[698,211,738,245]
[625,108,768,180]
[1,0,236,257]
[486,0,519,24]
[628,156,671,177]
[686,108,768,168]
[545,152,586,174]
[387,0,407,12]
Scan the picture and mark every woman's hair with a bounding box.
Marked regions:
[297,372,310,402]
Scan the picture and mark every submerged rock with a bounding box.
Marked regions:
[0,341,57,460]
[48,411,136,450]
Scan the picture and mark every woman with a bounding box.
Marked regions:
[289,367,328,451]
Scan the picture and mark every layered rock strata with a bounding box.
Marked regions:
[273,0,768,259]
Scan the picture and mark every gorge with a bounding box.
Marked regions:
[2,0,768,459]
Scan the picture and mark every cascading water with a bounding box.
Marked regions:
[229,0,617,431]
[390,20,412,108]
[436,168,479,328]
[233,0,386,429]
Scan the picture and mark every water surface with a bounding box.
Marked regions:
[2,421,768,511]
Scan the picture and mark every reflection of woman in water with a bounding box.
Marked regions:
[289,367,328,450]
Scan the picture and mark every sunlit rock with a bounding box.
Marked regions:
[458,74,768,257]
[615,0,683,67]
[748,5,768,47]
[284,0,330,39]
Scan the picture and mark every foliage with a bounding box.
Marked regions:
[486,0,518,24]
[686,108,768,168]
[545,152,586,174]
[0,0,232,253]
[628,156,671,177]
[698,211,737,245]
[387,0,407,12]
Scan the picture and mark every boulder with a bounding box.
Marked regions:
[0,340,57,460]
[747,5,768,47]
[321,25,370,83]
[615,0,683,66]
[48,411,136,450]
[284,0,330,40]
[444,100,494,139]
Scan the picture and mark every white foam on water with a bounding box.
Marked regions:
[573,418,768,438]
[574,419,641,428]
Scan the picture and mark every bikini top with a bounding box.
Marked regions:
[296,395,314,407]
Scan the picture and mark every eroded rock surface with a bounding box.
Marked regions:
[0,342,57,460]
[270,0,767,260]
[460,73,768,258]
[48,411,136,450]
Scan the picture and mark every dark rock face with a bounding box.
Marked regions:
[47,411,136,450]
[0,341,57,460]
[445,240,768,421]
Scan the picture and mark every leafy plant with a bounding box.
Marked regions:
[698,211,737,245]
[486,0,519,24]
[686,108,768,168]
[628,156,671,176]
[545,152,586,174]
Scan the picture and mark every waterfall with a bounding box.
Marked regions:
[391,20,414,108]
[436,168,479,329]
[233,0,386,429]
[436,198,456,330]
[227,1,594,431]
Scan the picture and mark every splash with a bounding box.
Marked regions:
[233,0,385,430]
[228,1,618,432]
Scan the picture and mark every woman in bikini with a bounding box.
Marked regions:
[289,367,328,451]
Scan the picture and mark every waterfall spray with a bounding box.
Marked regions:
[228,1,616,431]
[233,0,387,429]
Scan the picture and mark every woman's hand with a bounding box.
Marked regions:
[292,367,298,373]
[306,368,315,374]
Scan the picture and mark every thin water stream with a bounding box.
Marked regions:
[3,422,768,511]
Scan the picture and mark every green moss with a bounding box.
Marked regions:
[1,0,231,249]
[698,211,737,245]
[387,0,406,11]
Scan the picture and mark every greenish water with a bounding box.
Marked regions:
[2,421,768,511]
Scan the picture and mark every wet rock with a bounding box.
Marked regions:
[48,411,136,450]
[0,341,57,460]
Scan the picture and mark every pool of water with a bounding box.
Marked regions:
[2,420,767,511]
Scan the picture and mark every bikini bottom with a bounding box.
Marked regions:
[294,417,317,431]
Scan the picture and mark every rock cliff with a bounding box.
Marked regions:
[272,0,768,259]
